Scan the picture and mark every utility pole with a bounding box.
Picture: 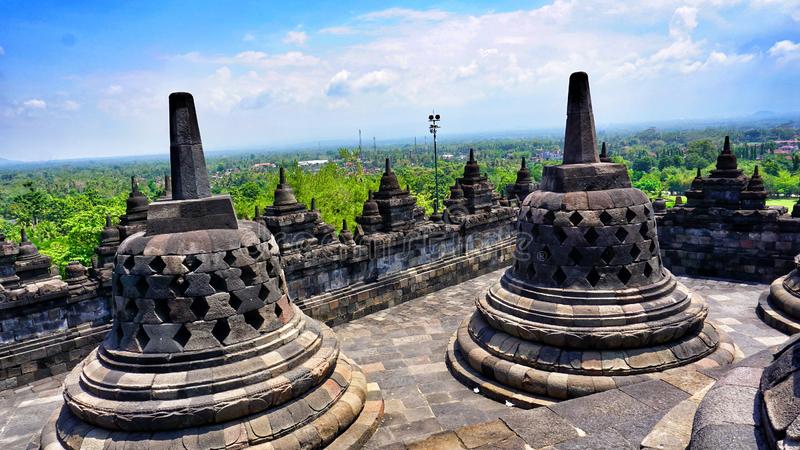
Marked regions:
[428,111,441,220]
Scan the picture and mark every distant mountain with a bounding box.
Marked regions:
[0,157,22,166]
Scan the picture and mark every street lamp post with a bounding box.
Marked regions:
[428,112,441,219]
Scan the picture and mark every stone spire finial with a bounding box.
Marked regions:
[746,165,765,192]
[521,157,527,169]
[254,205,260,218]
[130,176,139,194]
[310,198,317,211]
[697,167,702,177]
[342,219,348,231]
[715,135,738,171]
[169,92,211,200]
[469,148,476,163]
[20,228,28,243]
[105,214,112,228]
[599,142,611,163]
[563,71,599,165]
[385,158,391,174]
[164,174,172,197]
[273,167,299,206]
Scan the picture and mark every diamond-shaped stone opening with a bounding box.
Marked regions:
[640,222,650,239]
[584,228,599,245]
[223,251,238,266]
[244,309,265,331]
[552,267,567,286]
[258,284,272,301]
[240,266,257,286]
[543,210,556,225]
[531,224,540,237]
[526,209,533,220]
[586,268,601,287]
[209,273,227,293]
[229,294,243,312]
[153,300,171,323]
[568,247,582,265]
[643,205,652,218]
[644,262,654,278]
[538,246,551,262]
[600,247,615,264]
[189,297,209,319]
[169,276,186,296]
[265,259,277,278]
[626,208,637,223]
[135,277,149,297]
[615,227,628,243]
[630,245,641,260]
[649,240,657,253]
[248,245,261,259]
[174,325,191,348]
[212,319,231,345]
[569,211,583,226]
[149,256,166,273]
[274,302,284,319]
[617,266,632,285]
[183,255,201,271]
[599,211,613,226]
[554,227,568,244]
[123,256,136,271]
[124,299,139,321]
[136,326,150,350]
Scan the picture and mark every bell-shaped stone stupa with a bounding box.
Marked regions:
[446,72,734,407]
[39,92,382,449]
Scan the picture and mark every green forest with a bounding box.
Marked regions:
[2,121,798,272]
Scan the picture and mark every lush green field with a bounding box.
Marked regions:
[766,198,797,209]
[0,121,797,272]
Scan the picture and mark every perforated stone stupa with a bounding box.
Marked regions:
[446,72,734,407]
[39,92,382,449]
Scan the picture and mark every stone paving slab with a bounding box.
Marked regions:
[0,269,788,449]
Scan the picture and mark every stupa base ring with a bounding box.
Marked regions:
[39,355,383,450]
[446,314,736,408]
[756,276,800,335]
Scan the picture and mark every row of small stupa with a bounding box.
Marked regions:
[49,71,800,449]
[95,148,536,268]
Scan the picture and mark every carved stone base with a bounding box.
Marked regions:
[757,276,800,335]
[39,354,383,449]
[446,314,736,408]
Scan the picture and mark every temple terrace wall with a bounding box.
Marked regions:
[656,206,800,283]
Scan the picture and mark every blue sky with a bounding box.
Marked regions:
[1,0,799,161]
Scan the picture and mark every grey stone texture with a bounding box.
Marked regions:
[447,71,733,409]
[37,92,383,450]
[0,269,786,449]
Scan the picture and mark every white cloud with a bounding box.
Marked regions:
[61,100,80,111]
[283,31,308,46]
[360,7,450,22]
[22,99,46,110]
[319,26,355,35]
[105,85,123,95]
[769,39,800,63]
[669,6,698,38]
[242,33,255,42]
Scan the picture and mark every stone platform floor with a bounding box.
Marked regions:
[0,268,787,449]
